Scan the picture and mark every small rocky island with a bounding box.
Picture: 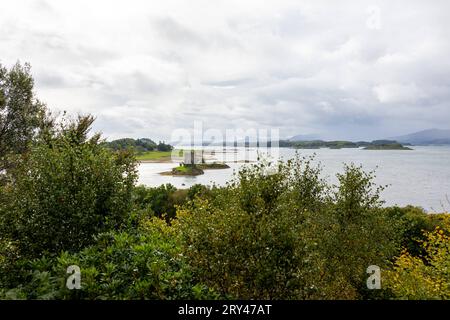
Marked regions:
[161,165,204,176]
[280,139,413,150]
[363,140,413,150]
[160,150,230,176]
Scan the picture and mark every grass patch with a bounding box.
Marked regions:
[173,166,189,173]
[136,149,183,161]
[197,162,230,170]
[160,164,205,176]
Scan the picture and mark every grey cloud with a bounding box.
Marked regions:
[204,78,253,88]
[1,0,449,142]
[151,16,241,52]
[152,17,208,47]
[35,72,68,88]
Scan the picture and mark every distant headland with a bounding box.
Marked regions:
[279,139,412,150]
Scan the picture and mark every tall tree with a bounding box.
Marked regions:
[0,115,138,258]
[0,62,50,171]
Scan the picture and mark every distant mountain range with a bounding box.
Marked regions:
[287,129,450,146]
[288,134,322,142]
[388,129,450,145]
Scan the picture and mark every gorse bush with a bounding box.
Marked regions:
[385,215,450,299]
[0,115,137,259]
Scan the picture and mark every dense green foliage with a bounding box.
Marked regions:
[133,184,190,221]
[385,215,450,299]
[0,116,137,259]
[1,146,448,299]
[104,138,173,154]
[1,131,447,299]
[0,62,51,172]
[0,218,218,300]
[383,206,443,257]
[178,158,404,299]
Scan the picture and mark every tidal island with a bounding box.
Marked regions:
[160,150,230,176]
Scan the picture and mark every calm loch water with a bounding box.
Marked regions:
[137,146,450,212]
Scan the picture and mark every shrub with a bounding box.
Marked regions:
[187,184,213,201]
[178,157,403,299]
[384,215,450,299]
[0,218,218,300]
[384,206,443,257]
[178,158,316,299]
[0,115,137,259]
[313,164,402,299]
[133,184,189,220]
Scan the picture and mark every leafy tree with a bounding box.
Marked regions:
[385,215,450,299]
[103,138,141,152]
[312,164,402,299]
[187,184,213,201]
[178,157,328,299]
[103,138,172,154]
[384,206,443,257]
[133,184,188,220]
[156,141,173,152]
[178,157,403,299]
[0,62,51,171]
[0,218,219,300]
[0,115,137,259]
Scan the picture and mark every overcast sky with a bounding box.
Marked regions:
[1,0,450,141]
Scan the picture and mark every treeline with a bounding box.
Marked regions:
[279,139,411,150]
[103,138,173,153]
[0,62,449,300]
